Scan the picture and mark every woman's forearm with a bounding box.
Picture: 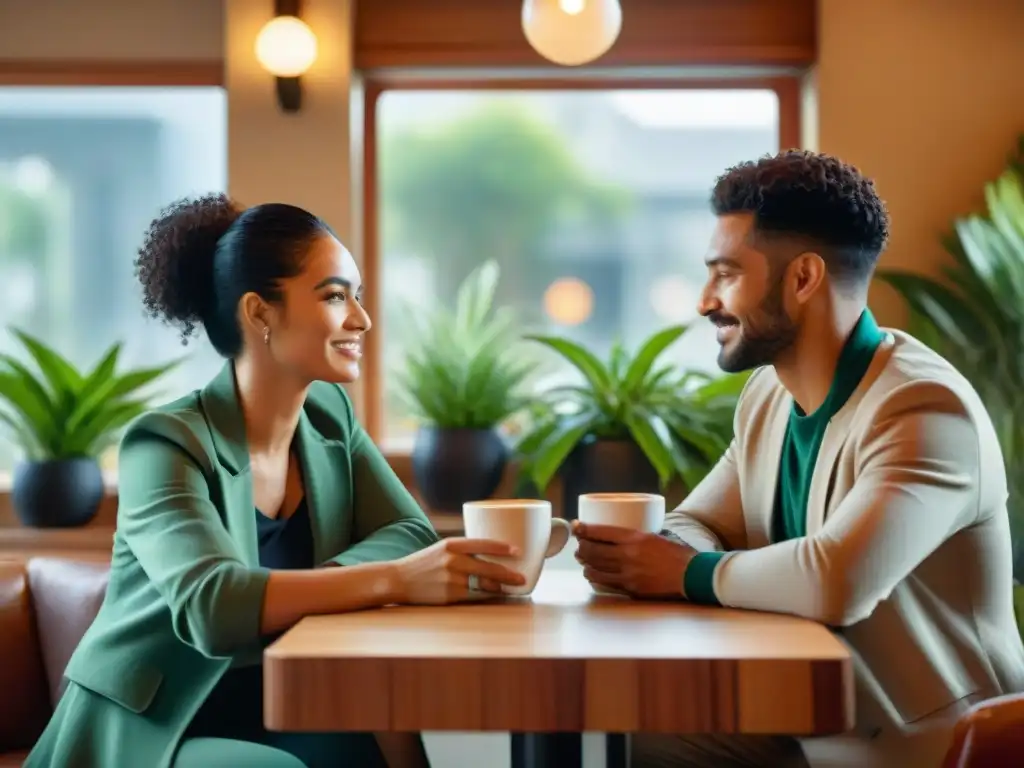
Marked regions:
[260,561,399,636]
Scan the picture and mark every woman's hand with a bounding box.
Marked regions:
[391,537,526,605]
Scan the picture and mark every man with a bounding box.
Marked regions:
[574,150,1024,768]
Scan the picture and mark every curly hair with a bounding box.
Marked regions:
[135,193,241,347]
[710,150,890,289]
[134,194,331,357]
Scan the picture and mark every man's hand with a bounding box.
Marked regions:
[573,521,699,599]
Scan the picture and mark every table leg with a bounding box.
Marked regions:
[605,733,630,768]
[509,733,630,768]
[510,733,582,768]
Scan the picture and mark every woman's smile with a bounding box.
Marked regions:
[331,339,362,360]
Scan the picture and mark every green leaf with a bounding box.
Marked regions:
[524,334,612,395]
[624,409,675,488]
[661,411,729,462]
[670,441,712,492]
[0,355,58,443]
[623,324,687,392]
[62,398,149,456]
[515,322,745,490]
[0,353,57,412]
[873,136,1024,562]
[0,411,43,460]
[66,358,178,438]
[10,329,82,403]
[529,410,598,492]
[688,370,751,407]
[514,412,559,458]
[454,260,500,333]
[0,330,177,459]
[536,384,595,404]
[393,261,537,430]
[989,175,1024,260]
[876,271,983,344]
[608,340,629,382]
[84,343,121,383]
[0,370,58,453]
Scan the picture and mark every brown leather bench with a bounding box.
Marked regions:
[0,557,109,766]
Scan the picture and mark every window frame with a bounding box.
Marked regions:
[0,60,222,87]
[0,66,224,528]
[360,73,803,445]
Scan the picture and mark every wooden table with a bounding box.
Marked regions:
[264,569,853,767]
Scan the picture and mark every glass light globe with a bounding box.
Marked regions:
[522,0,623,66]
[254,16,318,77]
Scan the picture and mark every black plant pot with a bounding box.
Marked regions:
[560,436,660,521]
[12,458,105,528]
[412,426,509,514]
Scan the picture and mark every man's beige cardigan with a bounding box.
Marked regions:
[665,330,1024,767]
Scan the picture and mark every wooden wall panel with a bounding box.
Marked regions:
[0,60,223,86]
[354,0,816,69]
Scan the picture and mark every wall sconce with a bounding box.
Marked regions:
[255,0,318,113]
[522,0,622,66]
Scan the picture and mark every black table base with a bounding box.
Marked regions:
[510,733,630,768]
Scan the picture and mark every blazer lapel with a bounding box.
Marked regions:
[294,410,350,565]
[805,334,896,535]
[805,411,855,536]
[746,391,790,548]
[199,363,258,566]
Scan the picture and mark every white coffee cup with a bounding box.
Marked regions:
[462,499,571,596]
[577,492,666,532]
[577,493,666,594]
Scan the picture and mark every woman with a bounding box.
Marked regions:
[25,195,526,768]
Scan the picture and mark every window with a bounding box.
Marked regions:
[371,86,781,449]
[0,86,227,470]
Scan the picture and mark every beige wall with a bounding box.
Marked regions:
[815,0,1024,326]
[0,0,222,60]
[222,0,363,407]
[225,0,355,241]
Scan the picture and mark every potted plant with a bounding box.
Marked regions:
[395,261,536,513]
[515,325,748,519]
[874,135,1024,580]
[0,329,177,527]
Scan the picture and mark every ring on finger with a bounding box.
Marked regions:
[467,574,481,592]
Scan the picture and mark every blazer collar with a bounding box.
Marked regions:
[198,363,346,564]
[199,363,337,472]
[804,332,896,533]
[748,332,898,542]
[199,363,251,475]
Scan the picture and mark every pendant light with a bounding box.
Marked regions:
[521,0,623,67]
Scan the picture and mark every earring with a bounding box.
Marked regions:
[263,327,271,346]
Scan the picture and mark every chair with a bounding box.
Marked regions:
[942,692,1024,767]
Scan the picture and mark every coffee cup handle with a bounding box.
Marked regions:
[545,518,572,558]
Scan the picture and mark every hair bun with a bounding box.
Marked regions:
[135,193,242,343]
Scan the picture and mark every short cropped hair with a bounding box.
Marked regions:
[711,150,890,289]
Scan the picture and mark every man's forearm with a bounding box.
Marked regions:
[658,442,748,605]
